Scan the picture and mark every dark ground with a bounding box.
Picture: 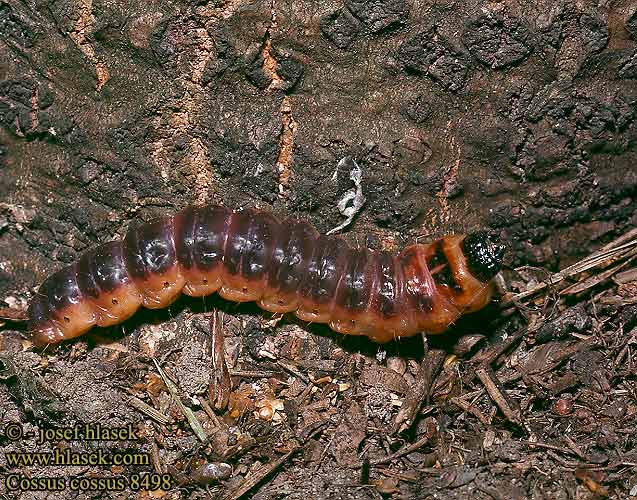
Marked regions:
[1,0,637,498]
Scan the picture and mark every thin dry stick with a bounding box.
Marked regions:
[502,231,637,306]
[228,369,278,378]
[563,435,589,461]
[276,360,310,384]
[128,396,171,425]
[209,310,231,410]
[475,365,521,425]
[526,440,579,456]
[392,347,446,435]
[560,248,637,295]
[450,395,491,425]
[220,447,300,500]
[471,325,529,367]
[152,359,207,443]
[200,398,223,428]
[599,227,637,251]
[353,432,435,468]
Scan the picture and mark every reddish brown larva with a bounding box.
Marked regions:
[27,205,505,346]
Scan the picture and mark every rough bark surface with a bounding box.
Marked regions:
[1,0,636,499]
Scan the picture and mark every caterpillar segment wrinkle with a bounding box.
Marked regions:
[27,205,505,346]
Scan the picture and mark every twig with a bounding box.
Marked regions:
[209,310,231,410]
[526,440,579,456]
[471,326,528,367]
[276,360,310,384]
[560,248,637,295]
[151,440,163,474]
[200,398,223,428]
[229,370,278,378]
[220,446,300,500]
[392,346,446,435]
[219,424,327,499]
[502,231,637,306]
[450,394,491,425]
[475,365,521,425]
[128,396,171,425]
[152,359,207,443]
[563,435,589,461]
[353,433,435,468]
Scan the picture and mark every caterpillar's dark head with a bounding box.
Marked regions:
[463,231,505,282]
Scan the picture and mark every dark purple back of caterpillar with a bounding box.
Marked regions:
[28,205,505,346]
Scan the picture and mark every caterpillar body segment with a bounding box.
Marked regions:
[27,205,505,346]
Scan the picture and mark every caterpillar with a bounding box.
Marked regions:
[27,205,505,346]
